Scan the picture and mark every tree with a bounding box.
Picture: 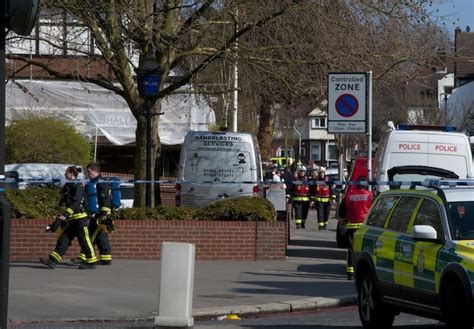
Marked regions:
[8,1,452,204]
[8,0,299,207]
[6,117,91,164]
[200,1,451,158]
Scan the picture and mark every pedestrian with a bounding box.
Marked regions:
[271,165,283,182]
[72,162,113,265]
[314,167,336,230]
[344,176,372,280]
[40,166,97,269]
[308,168,319,209]
[290,167,310,229]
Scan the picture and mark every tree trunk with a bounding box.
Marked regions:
[257,97,275,162]
[134,101,161,208]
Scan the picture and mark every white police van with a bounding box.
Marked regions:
[176,131,263,207]
[373,124,473,192]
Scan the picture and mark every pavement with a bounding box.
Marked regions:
[7,210,357,327]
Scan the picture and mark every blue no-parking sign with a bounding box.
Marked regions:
[327,73,367,134]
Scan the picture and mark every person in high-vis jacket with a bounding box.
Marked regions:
[73,162,113,265]
[344,177,372,280]
[40,166,97,269]
[314,168,336,230]
[290,167,310,229]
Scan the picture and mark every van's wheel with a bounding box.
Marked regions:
[443,281,472,329]
[357,268,395,329]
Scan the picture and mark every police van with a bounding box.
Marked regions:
[373,124,473,192]
[176,131,263,207]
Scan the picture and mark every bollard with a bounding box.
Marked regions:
[154,242,195,328]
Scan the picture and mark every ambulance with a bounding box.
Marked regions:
[373,124,474,192]
[176,131,263,207]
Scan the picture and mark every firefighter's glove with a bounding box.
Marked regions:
[98,216,115,234]
[45,215,67,233]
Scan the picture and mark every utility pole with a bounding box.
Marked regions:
[231,9,239,132]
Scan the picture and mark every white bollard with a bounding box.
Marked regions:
[154,242,195,328]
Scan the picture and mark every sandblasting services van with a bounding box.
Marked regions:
[373,124,474,191]
[176,131,263,207]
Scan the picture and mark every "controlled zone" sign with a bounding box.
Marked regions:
[327,73,367,134]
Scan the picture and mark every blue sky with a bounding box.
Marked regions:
[430,0,474,35]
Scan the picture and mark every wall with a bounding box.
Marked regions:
[10,219,287,261]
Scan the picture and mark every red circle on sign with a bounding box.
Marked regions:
[335,94,359,118]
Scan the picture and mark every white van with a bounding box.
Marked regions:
[176,131,263,207]
[373,125,474,191]
[5,163,84,189]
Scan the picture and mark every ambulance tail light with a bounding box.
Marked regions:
[175,183,181,206]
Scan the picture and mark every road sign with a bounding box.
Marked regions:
[328,73,367,134]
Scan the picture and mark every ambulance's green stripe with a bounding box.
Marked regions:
[413,268,435,291]
[376,259,394,282]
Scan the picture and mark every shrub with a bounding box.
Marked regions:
[113,206,197,220]
[193,197,276,221]
[6,117,91,164]
[6,187,61,219]
[7,188,276,222]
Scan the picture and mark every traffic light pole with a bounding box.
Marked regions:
[0,2,10,328]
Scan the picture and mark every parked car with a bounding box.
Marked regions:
[119,183,134,208]
[353,179,474,329]
[5,163,84,189]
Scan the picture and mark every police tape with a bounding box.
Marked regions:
[1,177,473,187]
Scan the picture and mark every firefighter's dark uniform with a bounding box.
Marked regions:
[345,185,372,279]
[41,182,97,268]
[314,176,335,230]
[291,172,310,229]
[79,175,113,265]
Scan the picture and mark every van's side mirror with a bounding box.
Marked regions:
[413,225,437,241]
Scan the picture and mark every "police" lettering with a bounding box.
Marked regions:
[435,145,457,152]
[335,84,360,91]
[399,143,421,151]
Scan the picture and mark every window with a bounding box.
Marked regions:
[326,143,337,161]
[278,147,294,158]
[387,196,420,233]
[301,147,306,157]
[311,117,326,128]
[310,145,321,161]
[367,196,400,228]
[413,199,442,238]
[447,202,474,240]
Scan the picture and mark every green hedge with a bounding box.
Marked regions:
[6,188,277,221]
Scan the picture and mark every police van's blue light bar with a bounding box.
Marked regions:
[422,179,474,187]
[397,123,457,132]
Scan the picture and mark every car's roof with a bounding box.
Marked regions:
[381,186,474,203]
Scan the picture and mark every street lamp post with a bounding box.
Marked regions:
[137,51,163,207]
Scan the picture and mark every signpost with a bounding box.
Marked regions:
[327,71,373,183]
[327,72,367,134]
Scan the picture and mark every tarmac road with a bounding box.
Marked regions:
[8,209,356,326]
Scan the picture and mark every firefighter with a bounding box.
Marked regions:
[314,168,336,230]
[72,162,113,265]
[344,176,372,280]
[40,166,97,269]
[290,167,310,229]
